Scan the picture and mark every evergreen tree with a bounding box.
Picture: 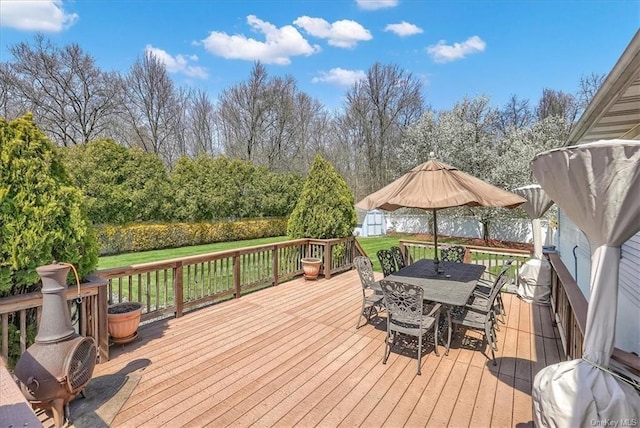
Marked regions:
[61,139,171,224]
[287,155,357,239]
[0,114,98,296]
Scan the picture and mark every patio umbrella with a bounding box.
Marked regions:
[513,184,554,304]
[530,140,640,426]
[355,159,526,271]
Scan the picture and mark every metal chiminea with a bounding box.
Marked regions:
[14,263,97,427]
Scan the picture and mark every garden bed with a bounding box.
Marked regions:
[392,232,534,252]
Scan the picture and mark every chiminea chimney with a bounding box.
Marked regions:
[14,263,97,427]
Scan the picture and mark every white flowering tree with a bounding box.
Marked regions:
[399,95,569,240]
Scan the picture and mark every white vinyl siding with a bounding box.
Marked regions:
[557,210,591,297]
[557,211,640,355]
[618,233,640,354]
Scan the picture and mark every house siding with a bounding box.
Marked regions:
[619,233,640,353]
[557,211,640,355]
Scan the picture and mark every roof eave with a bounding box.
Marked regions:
[566,30,640,146]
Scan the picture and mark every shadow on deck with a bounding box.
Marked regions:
[39,269,563,427]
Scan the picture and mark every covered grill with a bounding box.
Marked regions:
[14,263,97,427]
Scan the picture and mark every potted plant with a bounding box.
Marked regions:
[287,155,358,280]
[301,257,322,280]
[107,301,142,344]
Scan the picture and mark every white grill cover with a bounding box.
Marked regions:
[514,184,554,303]
[531,140,640,426]
[514,184,554,259]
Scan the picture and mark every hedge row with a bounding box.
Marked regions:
[96,218,288,256]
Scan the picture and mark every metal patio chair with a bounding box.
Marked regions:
[440,245,467,263]
[380,280,442,375]
[446,267,511,366]
[377,249,398,277]
[468,259,514,324]
[390,246,407,269]
[354,256,385,329]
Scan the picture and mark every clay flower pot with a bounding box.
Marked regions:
[301,257,322,280]
[107,302,142,344]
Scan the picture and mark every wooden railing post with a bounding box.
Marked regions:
[234,252,241,298]
[272,245,279,286]
[174,263,183,318]
[1,315,8,363]
[95,277,109,362]
[324,241,332,279]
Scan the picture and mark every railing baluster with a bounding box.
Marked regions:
[2,314,8,363]
[19,310,27,354]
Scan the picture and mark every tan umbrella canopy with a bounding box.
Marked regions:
[356,159,526,270]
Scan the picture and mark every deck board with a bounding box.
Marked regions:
[38,268,564,427]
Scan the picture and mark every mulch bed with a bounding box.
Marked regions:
[393,232,534,252]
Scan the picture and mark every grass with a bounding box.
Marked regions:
[97,232,517,274]
[97,234,523,311]
[97,234,428,273]
[97,236,289,269]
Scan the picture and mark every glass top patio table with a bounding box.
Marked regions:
[384,259,486,307]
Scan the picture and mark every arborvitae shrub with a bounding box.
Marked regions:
[61,138,171,225]
[287,155,357,239]
[0,114,98,296]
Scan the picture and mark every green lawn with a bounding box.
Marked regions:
[97,236,290,269]
[97,233,436,273]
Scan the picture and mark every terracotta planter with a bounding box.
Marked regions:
[107,302,142,344]
[301,257,322,280]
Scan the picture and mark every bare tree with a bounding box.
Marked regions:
[217,62,270,162]
[495,94,533,135]
[189,89,217,155]
[122,51,182,163]
[216,62,327,172]
[576,72,606,113]
[536,88,578,134]
[0,63,25,119]
[3,34,119,145]
[342,62,424,197]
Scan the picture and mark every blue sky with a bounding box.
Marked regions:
[0,0,638,111]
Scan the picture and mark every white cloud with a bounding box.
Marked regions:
[356,0,398,11]
[426,35,486,63]
[0,0,78,32]
[384,21,423,37]
[294,16,372,49]
[200,15,320,65]
[312,68,366,87]
[145,45,208,79]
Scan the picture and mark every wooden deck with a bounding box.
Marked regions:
[42,269,564,427]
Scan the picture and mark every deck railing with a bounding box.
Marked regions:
[0,275,109,364]
[95,237,359,321]
[0,237,361,365]
[13,236,639,376]
[547,253,640,376]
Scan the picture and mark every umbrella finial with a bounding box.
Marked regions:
[429,151,435,159]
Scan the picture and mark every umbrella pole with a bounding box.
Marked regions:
[433,209,441,273]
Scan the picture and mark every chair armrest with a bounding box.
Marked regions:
[466,296,492,312]
[369,281,382,292]
[473,278,493,297]
[425,303,442,318]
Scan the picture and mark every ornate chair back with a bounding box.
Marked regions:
[376,249,398,277]
[390,246,406,269]
[440,245,466,263]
